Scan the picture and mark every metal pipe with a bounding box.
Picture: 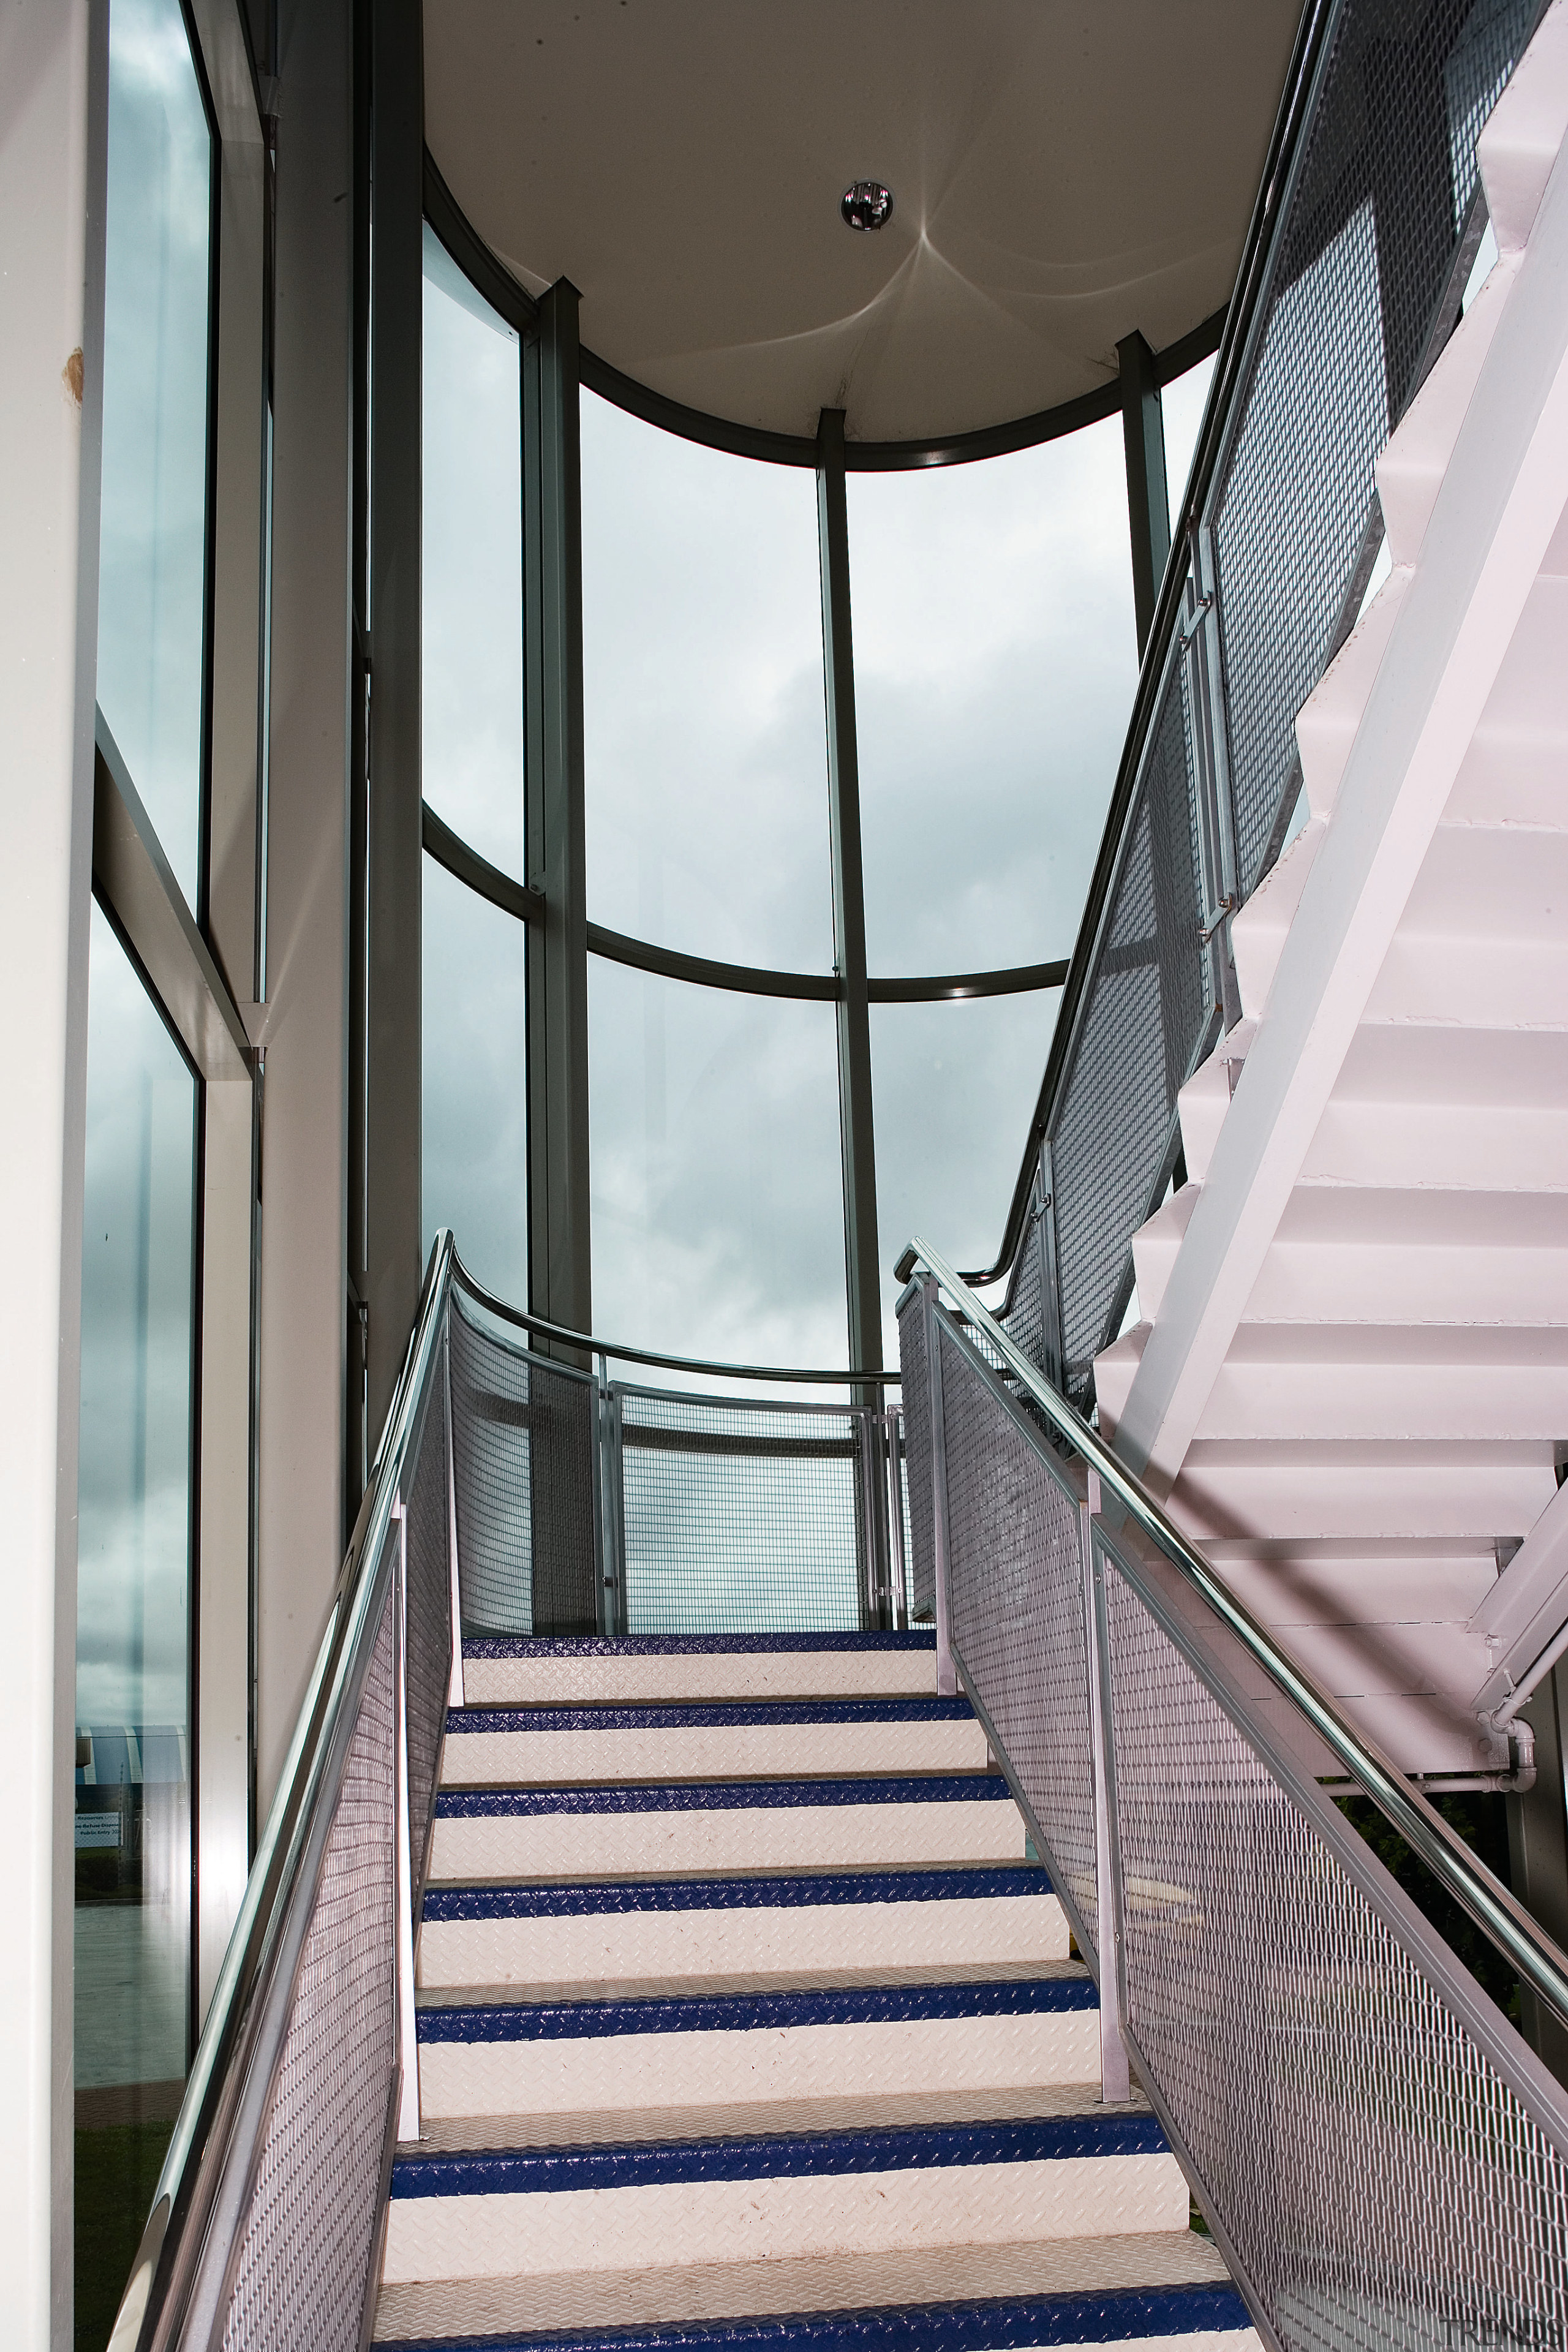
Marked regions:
[895,1234,1568,2035]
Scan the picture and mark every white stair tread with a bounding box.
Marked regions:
[428,1772,1025,1880]
[417,1974,1101,2125]
[417,1865,1069,1991]
[382,2111,1189,2285]
[461,1632,938,1708]
[439,1698,989,1787]
[373,2228,1249,2346]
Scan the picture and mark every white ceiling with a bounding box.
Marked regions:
[424,0,1304,443]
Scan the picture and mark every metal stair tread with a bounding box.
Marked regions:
[422,1866,1052,1921]
[417,1973,1099,2043]
[443,1699,976,1733]
[402,2082,1138,2155]
[372,2234,1242,2346]
[463,1634,939,1657]
[388,2109,1172,2201]
[433,1774,1012,1817]
[416,1961,1081,2009]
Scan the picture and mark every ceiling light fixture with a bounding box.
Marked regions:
[841,181,894,232]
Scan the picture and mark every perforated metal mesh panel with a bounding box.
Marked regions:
[217,1585,398,2352]
[935,1325,1099,1953]
[403,1360,452,1887]
[998,0,1536,1406]
[999,1183,1046,1374]
[1098,1525,1568,2352]
[1049,665,1208,1403]
[897,1289,935,1625]
[448,1301,597,1637]
[1215,0,1534,900]
[618,1387,865,1634]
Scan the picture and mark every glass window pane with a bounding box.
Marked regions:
[589,959,846,1370]
[76,902,197,2343]
[1163,353,1216,540]
[97,0,214,911]
[423,227,524,876]
[872,992,1062,1362]
[581,394,834,974]
[850,419,1137,979]
[422,857,529,1304]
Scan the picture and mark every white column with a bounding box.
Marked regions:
[255,0,353,1818]
[0,5,103,2344]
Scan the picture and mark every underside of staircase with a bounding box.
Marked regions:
[1096,6,1568,1780]
[372,1634,1257,2352]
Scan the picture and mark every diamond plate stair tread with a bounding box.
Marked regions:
[417,1976,1098,2041]
[429,1787,1025,1880]
[405,2083,1147,2154]
[416,1961,1082,2009]
[461,1634,939,1710]
[423,1868,1050,1918]
[390,2113,1170,2198]
[372,2230,1236,2343]
[434,1776,1011,1815]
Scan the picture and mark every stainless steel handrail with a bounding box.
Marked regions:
[108,1232,457,2352]
[897,1232,1568,2034]
[453,1251,900,1388]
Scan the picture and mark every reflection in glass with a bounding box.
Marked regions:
[871,992,1062,1361]
[589,958,846,1374]
[75,902,197,2348]
[96,0,214,913]
[581,394,834,974]
[423,228,524,876]
[849,419,1137,979]
[422,858,529,1303]
[1162,355,1216,540]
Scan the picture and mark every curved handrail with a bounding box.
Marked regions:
[108,1234,458,2352]
[452,1251,900,1388]
[897,1232,1568,2034]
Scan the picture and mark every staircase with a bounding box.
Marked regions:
[1095,1,1568,1778]
[372,1632,1256,2351]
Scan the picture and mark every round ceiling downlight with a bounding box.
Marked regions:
[840,180,894,232]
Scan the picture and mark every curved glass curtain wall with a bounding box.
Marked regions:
[80,1,213,2340]
[420,222,1211,1371]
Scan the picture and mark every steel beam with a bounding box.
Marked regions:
[1118,330,1171,659]
[524,282,593,1350]
[816,409,883,1391]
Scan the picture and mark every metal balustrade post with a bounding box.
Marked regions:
[1184,530,1243,1032]
[608,1382,628,1635]
[443,1329,465,1706]
[921,1275,957,1697]
[884,1404,909,1630]
[392,1495,420,2141]
[1035,1144,1065,1392]
[1082,1468,1131,2103]
[593,1349,617,1637]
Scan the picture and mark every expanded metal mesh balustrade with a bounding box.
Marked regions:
[999,0,1542,1410]
[902,1244,1568,2352]
[617,1389,869,1634]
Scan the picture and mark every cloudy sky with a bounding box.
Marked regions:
[421,244,1214,1375]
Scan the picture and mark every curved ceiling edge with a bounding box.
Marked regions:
[423,151,1225,473]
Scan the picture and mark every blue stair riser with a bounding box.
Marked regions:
[374,2280,1251,2351]
[418,1975,1099,2044]
[445,1699,974,1735]
[390,2114,1170,2200]
[423,1866,1051,1923]
[434,1775,1010,1820]
[465,1633,938,1659]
